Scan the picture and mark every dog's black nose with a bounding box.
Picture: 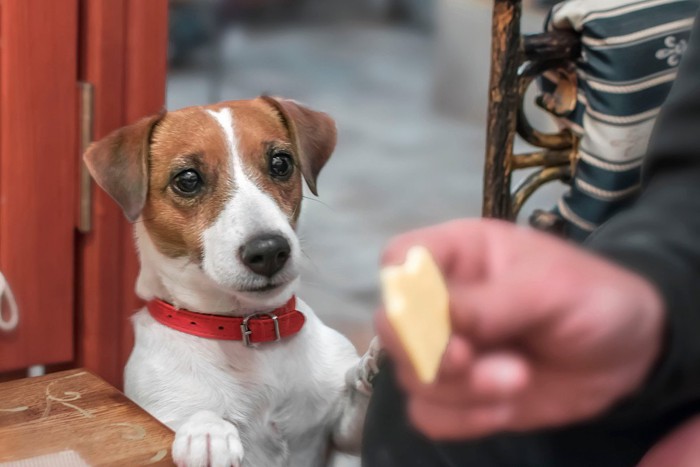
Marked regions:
[240,234,291,278]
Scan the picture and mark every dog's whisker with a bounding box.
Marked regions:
[299,249,318,266]
[299,254,323,276]
[302,196,334,210]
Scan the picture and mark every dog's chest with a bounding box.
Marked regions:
[127,310,353,466]
[215,341,341,465]
[219,340,337,427]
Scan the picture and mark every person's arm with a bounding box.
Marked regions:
[585,12,700,420]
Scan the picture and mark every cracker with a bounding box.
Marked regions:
[381,245,450,384]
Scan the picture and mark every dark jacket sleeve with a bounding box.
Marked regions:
[585,12,700,419]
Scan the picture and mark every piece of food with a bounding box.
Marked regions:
[380,245,450,384]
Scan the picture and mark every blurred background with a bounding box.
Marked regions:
[167,4,566,460]
[167,0,559,370]
[4,0,693,464]
[0,0,568,464]
[166,0,562,365]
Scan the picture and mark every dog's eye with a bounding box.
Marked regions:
[172,169,202,196]
[269,152,293,180]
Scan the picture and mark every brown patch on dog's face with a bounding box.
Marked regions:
[84,96,336,268]
[260,96,337,196]
[142,99,307,260]
[142,107,232,260]
[226,99,304,224]
[83,112,164,221]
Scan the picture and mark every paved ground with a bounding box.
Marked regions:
[166,6,561,464]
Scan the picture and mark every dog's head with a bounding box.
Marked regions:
[84,97,336,307]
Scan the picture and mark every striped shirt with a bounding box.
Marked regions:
[539,0,697,241]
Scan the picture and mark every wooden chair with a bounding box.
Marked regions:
[483,0,695,240]
[482,0,580,227]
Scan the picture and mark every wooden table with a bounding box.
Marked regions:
[0,369,174,466]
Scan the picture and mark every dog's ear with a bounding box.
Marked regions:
[83,111,165,222]
[261,96,337,195]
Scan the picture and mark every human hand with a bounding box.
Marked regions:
[376,219,664,440]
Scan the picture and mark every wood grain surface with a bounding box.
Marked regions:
[0,369,174,466]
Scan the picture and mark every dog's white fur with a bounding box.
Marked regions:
[124,107,371,466]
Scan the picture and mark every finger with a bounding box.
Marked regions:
[393,336,474,396]
[378,299,530,403]
[380,219,492,281]
[376,309,466,386]
[438,336,473,380]
[407,398,514,440]
[396,351,530,406]
[450,280,556,345]
[449,289,477,334]
[467,352,530,399]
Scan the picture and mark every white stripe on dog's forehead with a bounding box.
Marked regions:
[200,107,299,293]
[207,107,250,185]
[206,108,236,159]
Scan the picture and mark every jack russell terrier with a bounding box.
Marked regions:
[84,97,380,467]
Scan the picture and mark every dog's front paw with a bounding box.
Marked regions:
[172,410,244,467]
[348,336,384,396]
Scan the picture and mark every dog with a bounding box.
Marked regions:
[84,97,380,467]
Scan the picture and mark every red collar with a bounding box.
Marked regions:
[146,296,305,346]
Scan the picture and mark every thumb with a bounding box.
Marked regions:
[380,219,490,281]
[450,278,564,345]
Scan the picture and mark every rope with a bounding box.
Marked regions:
[0,271,19,332]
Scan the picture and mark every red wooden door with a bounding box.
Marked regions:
[76,0,129,387]
[77,0,168,388]
[0,0,167,384]
[0,0,79,372]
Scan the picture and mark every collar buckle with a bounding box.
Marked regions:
[240,312,281,347]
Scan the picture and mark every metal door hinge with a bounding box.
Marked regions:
[78,82,94,234]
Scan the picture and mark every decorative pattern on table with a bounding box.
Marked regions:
[0,369,174,466]
[42,371,93,419]
[0,406,28,413]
